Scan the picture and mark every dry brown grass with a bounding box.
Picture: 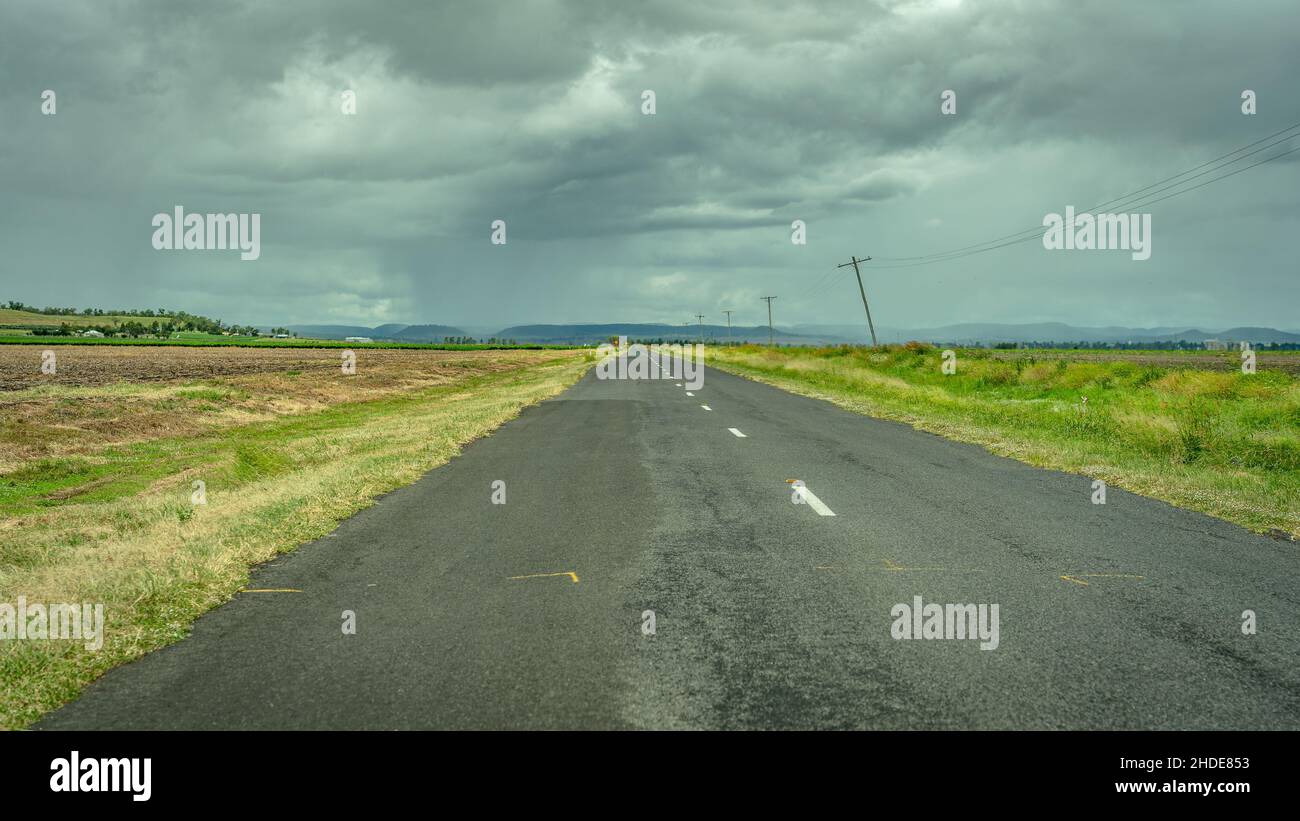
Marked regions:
[0,345,575,469]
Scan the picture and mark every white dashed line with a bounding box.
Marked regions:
[686,391,695,396]
[728,428,747,438]
[792,482,836,516]
[701,404,712,411]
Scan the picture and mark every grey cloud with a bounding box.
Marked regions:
[0,0,1297,330]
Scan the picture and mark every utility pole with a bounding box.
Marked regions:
[760,296,777,347]
[722,310,733,346]
[695,313,705,344]
[835,254,877,346]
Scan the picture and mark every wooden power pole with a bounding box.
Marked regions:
[835,255,877,346]
[695,313,705,344]
[722,310,734,346]
[760,296,777,346]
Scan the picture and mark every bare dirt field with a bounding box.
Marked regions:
[0,345,585,467]
[0,344,572,391]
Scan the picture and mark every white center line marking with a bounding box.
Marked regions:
[675,383,683,387]
[728,428,747,438]
[701,404,712,411]
[686,391,695,396]
[792,483,836,517]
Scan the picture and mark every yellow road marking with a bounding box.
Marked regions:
[882,558,984,573]
[243,588,302,593]
[1061,573,1144,587]
[509,571,580,584]
[815,560,984,573]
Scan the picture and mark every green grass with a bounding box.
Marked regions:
[709,344,1300,538]
[0,308,155,328]
[173,386,245,401]
[0,351,594,728]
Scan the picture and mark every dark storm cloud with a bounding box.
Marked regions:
[0,0,1296,329]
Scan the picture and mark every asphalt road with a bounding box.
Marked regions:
[38,358,1300,729]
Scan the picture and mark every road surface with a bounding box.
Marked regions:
[38,361,1300,729]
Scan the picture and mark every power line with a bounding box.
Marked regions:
[1107,142,1300,212]
[804,257,870,301]
[803,264,844,297]
[872,121,1300,265]
[797,124,1300,314]
[868,137,1300,270]
[872,141,1300,270]
[875,122,1300,263]
[875,133,1295,268]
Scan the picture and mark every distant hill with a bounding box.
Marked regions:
[792,323,1300,345]
[1,307,149,328]
[272,319,1300,346]
[389,324,472,342]
[284,323,469,341]
[1214,327,1300,344]
[900,323,1300,345]
[282,325,382,339]
[492,323,821,345]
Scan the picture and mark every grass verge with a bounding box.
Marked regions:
[0,351,592,728]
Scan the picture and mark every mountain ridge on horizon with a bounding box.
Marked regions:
[281,320,1300,345]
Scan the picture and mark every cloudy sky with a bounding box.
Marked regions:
[1,0,1297,331]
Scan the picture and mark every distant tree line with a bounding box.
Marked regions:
[6,300,261,338]
[29,319,262,338]
[443,336,518,345]
[7,301,180,319]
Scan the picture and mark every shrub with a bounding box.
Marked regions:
[1175,404,1215,463]
[1153,370,1240,399]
